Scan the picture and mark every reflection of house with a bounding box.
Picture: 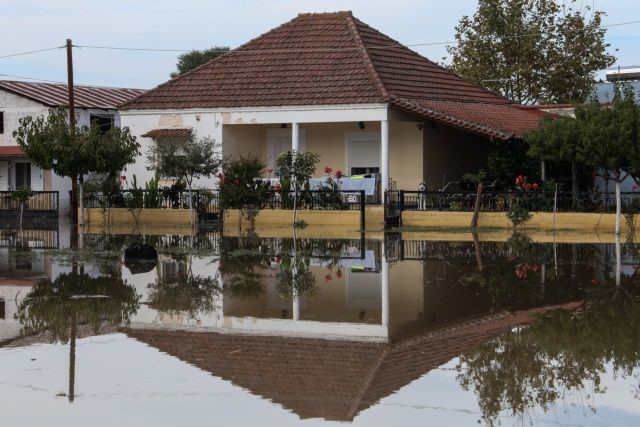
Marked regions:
[125,303,577,422]
[121,11,544,194]
[0,81,145,214]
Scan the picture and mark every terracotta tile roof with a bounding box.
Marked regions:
[123,302,581,421]
[390,97,548,140]
[120,11,544,140]
[0,146,24,156]
[0,80,145,109]
[141,128,192,138]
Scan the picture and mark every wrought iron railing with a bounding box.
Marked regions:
[0,191,59,212]
[84,189,220,213]
[258,190,366,211]
[398,190,640,213]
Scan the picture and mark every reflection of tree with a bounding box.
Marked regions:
[17,272,140,342]
[218,236,270,299]
[16,270,140,402]
[456,281,640,425]
[148,274,219,318]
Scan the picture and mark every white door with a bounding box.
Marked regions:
[0,161,8,191]
[346,132,380,176]
[30,164,43,191]
[267,128,306,171]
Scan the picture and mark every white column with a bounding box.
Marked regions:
[292,122,300,153]
[381,242,389,327]
[381,120,389,203]
[293,294,300,321]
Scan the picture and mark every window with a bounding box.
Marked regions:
[0,111,4,134]
[15,162,31,189]
[90,114,114,135]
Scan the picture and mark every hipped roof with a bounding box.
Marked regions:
[121,11,544,141]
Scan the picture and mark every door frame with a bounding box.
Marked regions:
[266,128,307,170]
[344,132,380,176]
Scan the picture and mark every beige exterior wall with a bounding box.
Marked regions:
[222,121,424,190]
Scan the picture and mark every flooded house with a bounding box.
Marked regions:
[120,11,545,198]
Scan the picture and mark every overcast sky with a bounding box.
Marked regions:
[0,0,638,89]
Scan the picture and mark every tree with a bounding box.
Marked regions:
[275,150,320,227]
[219,156,270,233]
[577,86,640,235]
[13,109,140,226]
[448,0,615,104]
[527,114,582,203]
[146,133,222,223]
[170,47,230,78]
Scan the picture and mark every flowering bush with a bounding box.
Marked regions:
[507,175,541,227]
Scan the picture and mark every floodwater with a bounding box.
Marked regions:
[1,224,639,426]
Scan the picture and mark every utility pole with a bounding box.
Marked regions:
[66,39,78,224]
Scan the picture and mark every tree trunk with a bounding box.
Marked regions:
[470,183,483,228]
[292,179,298,227]
[615,179,622,236]
[187,180,194,227]
[571,161,578,210]
[71,175,78,224]
[78,174,85,227]
[69,314,76,403]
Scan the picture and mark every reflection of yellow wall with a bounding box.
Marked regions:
[389,260,425,334]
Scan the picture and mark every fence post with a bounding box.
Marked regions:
[360,190,366,231]
[399,190,404,227]
[55,191,59,213]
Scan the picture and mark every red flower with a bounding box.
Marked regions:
[515,175,525,186]
[324,166,332,174]
[324,274,332,282]
[275,183,282,193]
[591,278,598,285]
[335,169,343,178]
[336,270,342,279]
[267,168,273,175]
[120,175,127,181]
[524,183,532,191]
[531,183,539,190]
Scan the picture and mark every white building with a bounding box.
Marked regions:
[0,80,145,215]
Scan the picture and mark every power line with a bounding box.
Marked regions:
[0,72,65,84]
[72,18,640,54]
[0,46,64,60]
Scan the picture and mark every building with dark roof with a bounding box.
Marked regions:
[121,11,545,195]
[0,81,145,215]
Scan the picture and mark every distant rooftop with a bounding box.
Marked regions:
[593,81,640,104]
[0,80,146,110]
[605,65,640,82]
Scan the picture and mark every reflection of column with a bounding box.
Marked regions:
[381,120,389,203]
[381,242,389,327]
[616,236,622,287]
[292,122,300,153]
[293,294,300,321]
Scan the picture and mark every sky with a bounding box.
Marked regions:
[0,0,639,90]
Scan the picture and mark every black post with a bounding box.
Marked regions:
[399,190,404,227]
[360,190,365,231]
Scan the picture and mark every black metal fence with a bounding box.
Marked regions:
[258,190,366,211]
[399,190,640,213]
[84,189,220,214]
[0,191,59,213]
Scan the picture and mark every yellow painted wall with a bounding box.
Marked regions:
[83,208,192,226]
[402,210,639,234]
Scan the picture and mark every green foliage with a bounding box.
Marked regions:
[170,47,230,78]
[16,271,140,343]
[275,150,320,226]
[506,201,532,227]
[146,134,221,191]
[486,140,538,190]
[448,0,615,104]
[148,274,220,319]
[10,187,34,203]
[219,156,269,209]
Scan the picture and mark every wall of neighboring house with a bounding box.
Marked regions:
[0,88,125,215]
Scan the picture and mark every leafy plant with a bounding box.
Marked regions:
[275,150,320,227]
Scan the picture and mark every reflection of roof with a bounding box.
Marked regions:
[124,302,581,422]
[141,128,192,138]
[0,80,145,109]
[121,12,543,141]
